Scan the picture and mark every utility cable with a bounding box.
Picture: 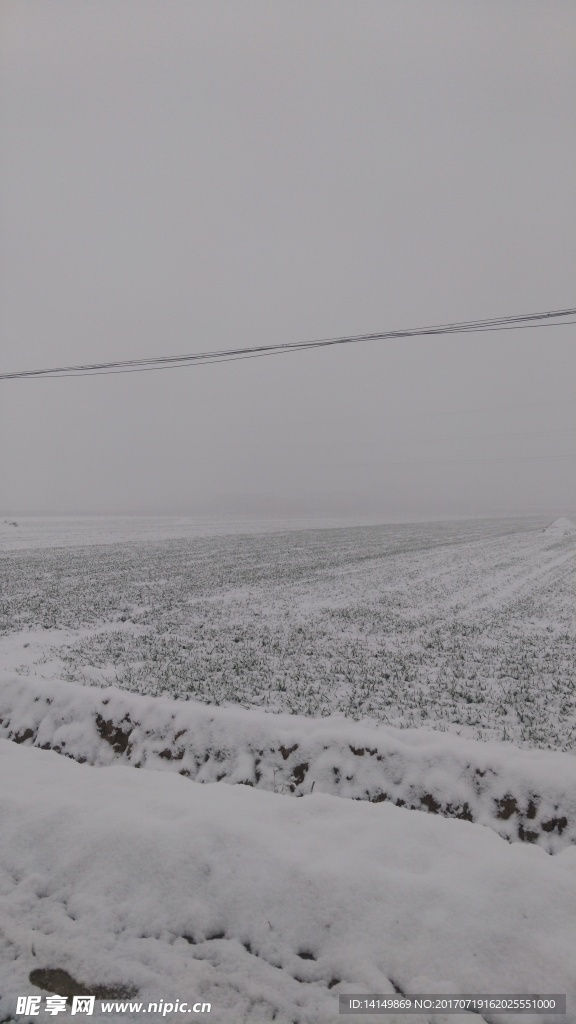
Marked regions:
[1,306,574,380]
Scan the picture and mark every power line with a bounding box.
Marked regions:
[1,306,575,381]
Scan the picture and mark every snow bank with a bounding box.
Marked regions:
[542,517,576,538]
[1,740,575,1024]
[1,672,575,854]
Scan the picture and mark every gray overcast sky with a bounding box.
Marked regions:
[1,1,575,518]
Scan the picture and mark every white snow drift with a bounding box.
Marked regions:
[542,517,576,538]
[1,740,575,1024]
[1,672,575,853]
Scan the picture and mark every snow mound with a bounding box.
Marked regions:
[1,740,575,1024]
[543,517,576,537]
[1,672,575,854]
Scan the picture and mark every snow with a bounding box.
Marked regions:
[3,515,575,750]
[1,672,575,855]
[2,515,575,1022]
[0,514,385,552]
[1,739,575,1024]
[542,517,576,538]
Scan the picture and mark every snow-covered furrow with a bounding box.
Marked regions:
[1,672,575,854]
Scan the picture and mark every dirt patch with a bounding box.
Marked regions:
[495,794,518,820]
[95,714,131,754]
[12,728,35,745]
[279,743,298,760]
[29,967,137,1003]
[420,793,441,814]
[542,816,568,834]
[291,762,309,786]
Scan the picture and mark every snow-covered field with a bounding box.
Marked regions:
[0,514,384,552]
[2,515,575,749]
[1,515,575,1023]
